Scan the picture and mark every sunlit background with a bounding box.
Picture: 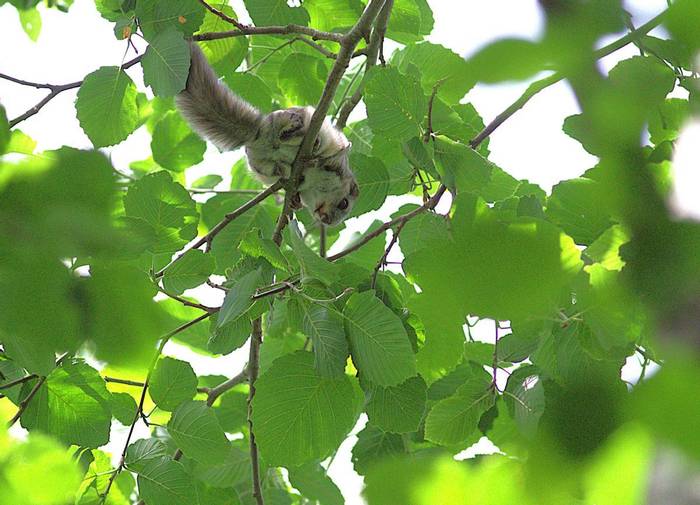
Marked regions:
[0,0,690,502]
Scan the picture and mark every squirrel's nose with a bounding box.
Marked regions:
[320,213,332,225]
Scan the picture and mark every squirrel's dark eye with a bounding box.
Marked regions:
[337,198,349,210]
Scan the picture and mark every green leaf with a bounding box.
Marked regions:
[467,38,547,83]
[217,268,264,327]
[123,170,199,255]
[240,229,289,272]
[6,129,37,154]
[365,66,427,142]
[288,221,339,285]
[197,7,248,76]
[252,351,360,466]
[21,360,112,448]
[348,153,390,218]
[648,98,690,145]
[0,105,10,154]
[243,0,309,26]
[125,439,168,473]
[366,375,427,433]
[351,425,405,476]
[299,300,349,377]
[191,174,223,189]
[111,392,138,425]
[136,0,205,40]
[304,0,363,32]
[342,291,417,387]
[545,178,614,245]
[208,313,252,355]
[151,111,206,171]
[288,463,344,505]
[75,66,139,147]
[136,457,198,505]
[666,0,700,51]
[222,73,273,113]
[424,375,494,446]
[162,249,215,295]
[150,357,198,411]
[191,444,250,488]
[608,56,676,108]
[405,193,583,320]
[18,7,41,41]
[278,53,329,106]
[395,204,449,257]
[168,400,231,464]
[143,28,191,97]
[386,0,434,44]
[433,136,491,193]
[0,433,83,505]
[392,42,474,102]
[584,224,630,271]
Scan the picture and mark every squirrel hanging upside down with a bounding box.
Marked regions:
[175,43,359,226]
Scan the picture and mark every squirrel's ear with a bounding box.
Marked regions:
[350,181,360,197]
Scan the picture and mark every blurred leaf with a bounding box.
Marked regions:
[136,0,205,40]
[222,73,273,113]
[252,351,361,466]
[18,7,41,41]
[584,224,630,271]
[197,7,248,77]
[386,0,433,44]
[304,0,363,32]
[75,66,139,147]
[136,457,198,505]
[467,38,547,83]
[666,0,700,51]
[243,0,309,26]
[151,111,206,171]
[288,463,344,505]
[278,53,328,106]
[648,98,690,145]
[192,174,223,189]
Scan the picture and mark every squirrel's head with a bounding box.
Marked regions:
[298,148,359,226]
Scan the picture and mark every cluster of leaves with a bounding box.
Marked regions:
[1,0,700,504]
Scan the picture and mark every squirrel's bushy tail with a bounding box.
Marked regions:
[175,43,263,151]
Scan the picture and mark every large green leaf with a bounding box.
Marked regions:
[386,0,433,44]
[149,357,198,411]
[217,268,264,328]
[348,153,390,218]
[142,28,191,97]
[197,7,248,77]
[75,66,139,147]
[167,400,231,464]
[190,444,250,488]
[162,249,215,295]
[405,193,583,321]
[288,222,339,285]
[304,0,363,32]
[351,425,405,476]
[21,360,112,448]
[136,457,198,505]
[252,351,360,466]
[278,53,328,106]
[342,291,416,387]
[366,375,427,433]
[466,38,547,83]
[299,300,349,377]
[125,439,169,473]
[0,433,83,505]
[392,42,474,102]
[151,111,206,171]
[364,66,427,142]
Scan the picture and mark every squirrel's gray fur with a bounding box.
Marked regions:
[175,43,359,226]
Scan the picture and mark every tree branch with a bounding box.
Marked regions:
[104,375,210,394]
[370,219,406,289]
[99,312,214,503]
[5,55,143,128]
[155,285,218,313]
[206,367,248,406]
[7,376,45,428]
[273,0,387,244]
[196,0,247,30]
[469,10,667,148]
[335,0,393,129]
[247,318,264,505]
[0,373,37,390]
[193,25,343,43]
[155,180,283,278]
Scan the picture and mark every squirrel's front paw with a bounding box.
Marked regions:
[279,111,305,141]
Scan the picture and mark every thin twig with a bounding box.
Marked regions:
[156,285,218,312]
[7,376,45,427]
[196,0,247,29]
[319,224,327,258]
[207,367,248,406]
[370,220,406,289]
[187,188,262,195]
[155,180,283,278]
[469,11,667,148]
[247,318,264,505]
[6,55,143,128]
[193,25,343,43]
[0,373,37,390]
[273,0,387,245]
[99,312,214,503]
[104,375,210,394]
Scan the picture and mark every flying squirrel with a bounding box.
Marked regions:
[175,43,359,226]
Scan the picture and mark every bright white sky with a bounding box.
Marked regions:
[0,0,684,503]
